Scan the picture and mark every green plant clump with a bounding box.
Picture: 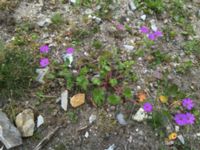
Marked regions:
[0,42,35,98]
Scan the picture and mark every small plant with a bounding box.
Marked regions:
[176,60,193,74]
[51,13,63,25]
[92,88,105,106]
[0,42,35,98]
[107,94,121,105]
[67,111,78,123]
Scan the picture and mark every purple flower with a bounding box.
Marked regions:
[174,113,195,126]
[40,45,49,53]
[143,102,153,113]
[140,26,149,34]
[154,30,163,38]
[182,98,194,110]
[185,112,195,125]
[174,113,187,126]
[40,58,49,68]
[66,47,74,54]
[116,24,124,30]
[148,33,157,40]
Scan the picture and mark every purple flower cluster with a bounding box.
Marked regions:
[182,98,194,110]
[143,102,153,113]
[174,98,196,126]
[39,45,49,68]
[66,47,74,54]
[174,112,195,126]
[140,26,163,41]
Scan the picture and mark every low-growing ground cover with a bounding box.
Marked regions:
[0,0,200,149]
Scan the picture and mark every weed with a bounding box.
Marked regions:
[67,111,78,123]
[92,39,103,49]
[0,42,35,98]
[107,94,121,105]
[176,60,193,74]
[183,39,200,55]
[92,88,105,106]
[51,13,63,25]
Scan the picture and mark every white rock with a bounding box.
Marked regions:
[140,15,146,21]
[0,111,22,149]
[85,131,89,138]
[37,17,51,27]
[177,135,185,144]
[150,19,158,31]
[63,54,73,67]
[37,115,44,128]
[116,113,127,125]
[128,0,136,11]
[61,90,68,111]
[15,109,35,137]
[105,144,116,150]
[128,135,132,143]
[36,67,49,84]
[89,114,97,124]
[123,45,134,51]
[132,108,148,122]
[70,0,76,3]
[175,126,179,132]
[196,133,200,137]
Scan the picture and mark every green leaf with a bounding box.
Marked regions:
[91,77,101,86]
[123,87,132,99]
[107,94,121,105]
[109,78,118,87]
[76,75,89,90]
[92,88,105,106]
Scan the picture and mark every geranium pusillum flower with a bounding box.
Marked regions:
[185,112,195,125]
[143,102,153,113]
[182,98,194,110]
[174,113,187,126]
[66,47,74,54]
[140,26,149,34]
[116,24,124,30]
[40,45,49,53]
[154,30,163,38]
[148,33,156,40]
[40,58,49,68]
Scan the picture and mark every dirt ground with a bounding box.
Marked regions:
[1,0,200,150]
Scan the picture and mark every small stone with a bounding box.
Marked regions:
[89,114,96,124]
[123,45,134,51]
[165,140,174,146]
[15,109,35,137]
[37,115,44,128]
[105,144,116,150]
[63,54,73,67]
[177,135,185,144]
[116,113,127,125]
[128,135,132,143]
[85,131,89,138]
[175,126,179,132]
[61,90,68,111]
[70,0,76,4]
[150,19,157,31]
[140,15,146,21]
[132,108,148,122]
[70,93,85,108]
[128,0,136,11]
[196,133,200,137]
[36,67,49,84]
[37,17,51,27]
[0,111,22,149]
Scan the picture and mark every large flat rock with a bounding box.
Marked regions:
[0,111,22,149]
